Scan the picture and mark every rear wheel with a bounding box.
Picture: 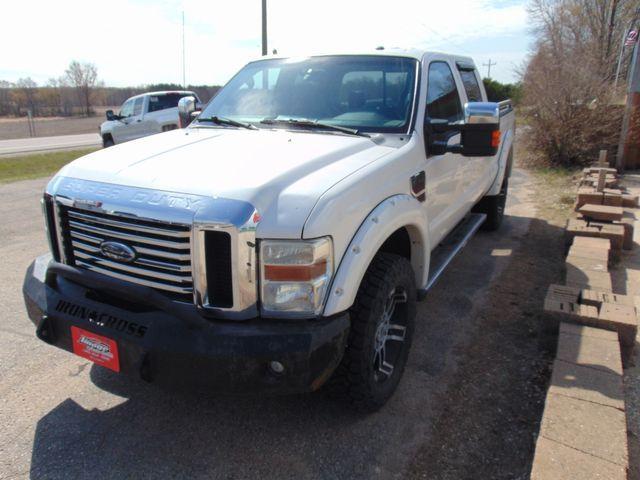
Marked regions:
[327,252,416,412]
[474,176,508,231]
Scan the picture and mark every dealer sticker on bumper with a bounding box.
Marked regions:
[71,326,120,372]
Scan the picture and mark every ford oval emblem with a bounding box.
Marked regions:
[100,241,136,263]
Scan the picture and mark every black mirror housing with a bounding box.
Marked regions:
[426,102,501,157]
[106,109,115,121]
[459,124,500,157]
[459,102,500,157]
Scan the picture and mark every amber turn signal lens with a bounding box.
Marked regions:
[491,130,501,148]
[264,260,328,281]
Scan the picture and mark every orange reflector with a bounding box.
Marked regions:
[491,130,501,148]
[264,260,327,281]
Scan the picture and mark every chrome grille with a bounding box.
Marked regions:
[59,206,193,301]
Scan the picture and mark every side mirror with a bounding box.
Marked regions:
[426,102,501,157]
[178,96,200,128]
[106,109,115,121]
[459,102,501,157]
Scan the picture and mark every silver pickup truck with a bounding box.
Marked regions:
[100,90,200,147]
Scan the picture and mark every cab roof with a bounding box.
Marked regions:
[248,47,476,68]
[129,90,196,100]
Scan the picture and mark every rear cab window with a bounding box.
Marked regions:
[148,93,194,113]
[456,63,483,102]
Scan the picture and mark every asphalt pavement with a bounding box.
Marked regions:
[0,169,537,479]
[0,133,101,156]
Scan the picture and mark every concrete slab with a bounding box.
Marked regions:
[604,193,624,207]
[622,193,638,207]
[549,359,624,410]
[567,247,610,264]
[598,303,638,348]
[577,189,604,208]
[566,269,613,292]
[539,393,628,466]
[565,257,608,273]
[566,219,624,251]
[531,436,627,480]
[578,204,624,222]
[571,236,611,250]
[557,325,623,375]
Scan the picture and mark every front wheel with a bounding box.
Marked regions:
[327,252,416,412]
[102,135,114,148]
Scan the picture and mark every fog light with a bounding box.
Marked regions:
[269,360,285,375]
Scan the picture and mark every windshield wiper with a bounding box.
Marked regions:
[259,118,369,137]
[196,115,257,130]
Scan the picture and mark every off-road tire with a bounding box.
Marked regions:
[102,135,114,148]
[474,176,508,231]
[327,252,416,412]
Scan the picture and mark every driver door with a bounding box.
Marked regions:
[423,60,467,245]
[111,99,135,143]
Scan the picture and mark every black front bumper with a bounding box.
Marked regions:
[23,254,349,394]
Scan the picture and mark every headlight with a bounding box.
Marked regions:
[260,237,333,317]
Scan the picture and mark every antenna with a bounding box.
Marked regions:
[182,10,186,88]
[483,59,497,78]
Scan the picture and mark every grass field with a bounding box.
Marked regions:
[0,107,115,140]
[0,148,98,184]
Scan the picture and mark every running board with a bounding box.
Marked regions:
[418,213,486,300]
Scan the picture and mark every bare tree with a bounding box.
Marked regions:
[15,77,38,116]
[522,0,637,166]
[0,80,13,116]
[65,60,98,116]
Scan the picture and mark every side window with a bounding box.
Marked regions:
[119,99,134,118]
[426,62,463,123]
[459,69,482,102]
[133,97,144,116]
[148,94,188,112]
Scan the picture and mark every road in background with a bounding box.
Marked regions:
[0,133,101,156]
[0,170,542,479]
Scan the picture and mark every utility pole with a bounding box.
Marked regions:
[483,59,497,79]
[261,0,268,56]
[616,37,640,171]
[614,24,631,87]
[182,10,186,89]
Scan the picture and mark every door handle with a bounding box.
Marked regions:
[136,119,142,123]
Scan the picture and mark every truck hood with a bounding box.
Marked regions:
[58,127,394,237]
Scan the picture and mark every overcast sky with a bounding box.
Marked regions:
[2,0,532,87]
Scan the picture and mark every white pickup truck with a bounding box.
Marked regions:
[24,49,514,411]
[100,90,200,147]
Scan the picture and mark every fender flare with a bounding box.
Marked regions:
[322,194,430,317]
[486,128,514,196]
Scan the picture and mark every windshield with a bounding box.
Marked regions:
[198,55,418,133]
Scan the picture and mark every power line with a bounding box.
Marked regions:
[483,59,497,78]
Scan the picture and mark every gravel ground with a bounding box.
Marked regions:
[0,167,563,479]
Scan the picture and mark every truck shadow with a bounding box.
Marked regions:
[29,213,615,479]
